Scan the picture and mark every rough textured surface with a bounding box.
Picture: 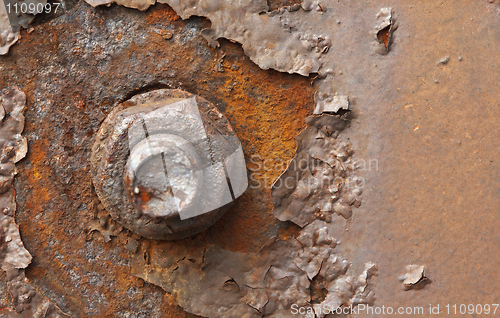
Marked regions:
[0,2,316,315]
[0,0,50,55]
[0,6,375,314]
[0,88,68,317]
[272,115,362,227]
[0,88,30,277]
[129,219,376,318]
[78,0,397,114]
[0,0,19,55]
[84,0,330,77]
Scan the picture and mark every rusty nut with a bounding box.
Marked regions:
[91,89,247,240]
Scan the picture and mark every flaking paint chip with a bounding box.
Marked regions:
[313,94,349,114]
[374,8,394,55]
[399,264,431,290]
[437,56,450,65]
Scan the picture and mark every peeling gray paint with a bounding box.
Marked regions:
[0,88,31,277]
[0,0,19,56]
[399,265,431,290]
[0,0,48,55]
[129,220,376,318]
[313,94,349,114]
[82,0,397,121]
[84,0,330,77]
[0,88,69,317]
[272,115,362,227]
[373,7,394,55]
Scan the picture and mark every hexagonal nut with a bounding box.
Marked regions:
[91,89,248,240]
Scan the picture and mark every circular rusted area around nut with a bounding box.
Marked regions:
[90,89,241,240]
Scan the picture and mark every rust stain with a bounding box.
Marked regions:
[145,3,181,24]
[377,26,391,50]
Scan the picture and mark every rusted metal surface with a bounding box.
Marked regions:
[0,2,315,316]
[0,0,19,55]
[0,0,499,317]
[0,0,53,55]
[0,88,69,317]
[125,115,376,317]
[128,220,376,318]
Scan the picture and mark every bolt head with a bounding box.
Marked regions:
[91,89,247,240]
[124,133,203,218]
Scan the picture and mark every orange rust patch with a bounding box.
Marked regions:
[377,23,391,50]
[146,3,181,24]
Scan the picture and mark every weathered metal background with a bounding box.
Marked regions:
[0,0,499,317]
